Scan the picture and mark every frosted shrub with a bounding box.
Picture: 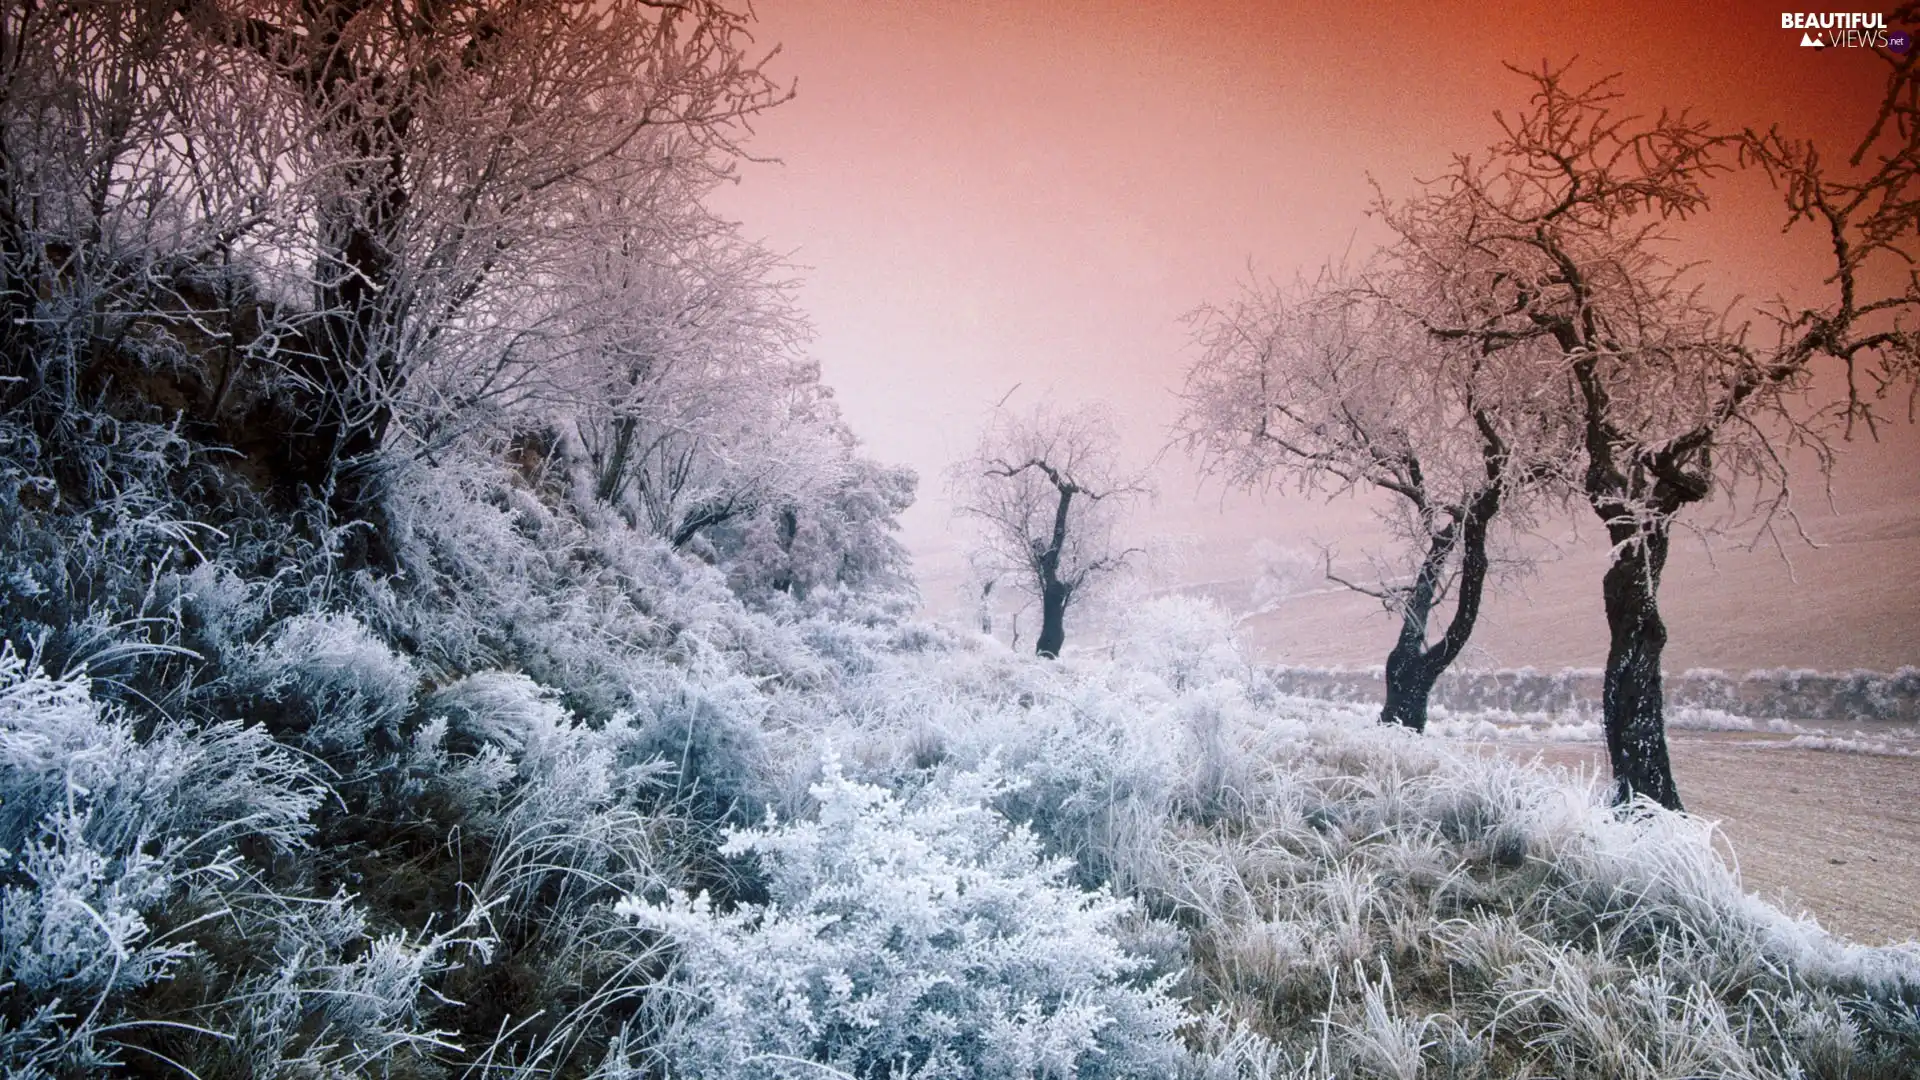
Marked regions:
[1114,595,1249,693]
[0,643,320,866]
[181,885,497,1078]
[1135,695,1920,1080]
[0,643,325,1073]
[623,758,1188,1080]
[980,688,1183,893]
[236,612,417,753]
[438,674,669,891]
[430,670,579,763]
[380,456,829,721]
[0,411,212,686]
[624,663,778,828]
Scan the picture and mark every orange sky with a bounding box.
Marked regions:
[710,0,1917,664]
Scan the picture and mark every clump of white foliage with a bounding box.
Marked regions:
[783,604,1920,1080]
[0,644,484,1077]
[623,757,1188,1080]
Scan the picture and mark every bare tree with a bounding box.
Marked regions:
[953,402,1151,659]
[1379,63,1918,809]
[0,0,300,500]
[163,0,789,531]
[1181,272,1564,730]
[0,0,790,570]
[554,209,837,551]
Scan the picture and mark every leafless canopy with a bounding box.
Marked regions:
[0,0,792,521]
[952,401,1151,655]
[1179,267,1569,727]
[1378,61,1917,542]
[1182,269,1567,559]
[1360,58,1919,805]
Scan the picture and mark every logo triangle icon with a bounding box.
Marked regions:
[1800,31,1824,47]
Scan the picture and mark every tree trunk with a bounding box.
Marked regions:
[1035,582,1068,659]
[1380,652,1438,731]
[1031,483,1076,659]
[1378,487,1498,733]
[1600,522,1683,810]
[1380,537,1444,731]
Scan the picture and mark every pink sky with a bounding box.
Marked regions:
[710,0,1919,667]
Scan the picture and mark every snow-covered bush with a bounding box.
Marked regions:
[712,456,919,609]
[0,643,330,1073]
[229,612,418,754]
[623,758,1189,1080]
[1135,696,1920,1080]
[1114,596,1251,693]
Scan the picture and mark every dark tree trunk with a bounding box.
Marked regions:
[597,414,638,504]
[1031,482,1076,659]
[1566,336,1699,811]
[1380,657,1438,731]
[1036,582,1068,659]
[183,0,415,563]
[300,155,407,530]
[1380,531,1447,732]
[1599,521,1683,810]
[1379,487,1499,733]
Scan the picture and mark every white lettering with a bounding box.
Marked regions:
[1779,11,1893,32]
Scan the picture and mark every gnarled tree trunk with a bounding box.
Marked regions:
[1570,340,1701,812]
[1599,520,1683,809]
[1033,482,1075,659]
[1379,488,1498,732]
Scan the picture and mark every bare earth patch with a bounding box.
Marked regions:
[1503,734,1920,945]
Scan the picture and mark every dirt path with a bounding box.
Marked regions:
[1502,734,1920,945]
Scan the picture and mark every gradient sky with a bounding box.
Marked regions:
[709,0,1918,666]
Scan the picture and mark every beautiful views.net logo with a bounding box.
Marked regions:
[1781,10,1912,52]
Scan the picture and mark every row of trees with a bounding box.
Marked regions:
[957,58,1918,811]
[0,0,911,599]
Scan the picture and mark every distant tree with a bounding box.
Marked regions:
[953,403,1151,659]
[1379,64,1918,808]
[1181,273,1564,731]
[555,216,840,551]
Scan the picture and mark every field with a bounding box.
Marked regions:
[1508,733,1920,945]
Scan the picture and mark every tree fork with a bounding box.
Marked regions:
[1380,485,1500,732]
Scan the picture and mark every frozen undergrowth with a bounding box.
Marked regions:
[776,598,1920,1079]
[5,433,1918,1078]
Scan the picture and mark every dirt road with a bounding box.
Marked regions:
[1507,734,1920,945]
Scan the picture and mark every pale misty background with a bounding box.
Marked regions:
[708,0,1920,672]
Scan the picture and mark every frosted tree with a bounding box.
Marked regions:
[1379,64,1919,808]
[953,402,1151,659]
[536,204,915,598]
[1181,273,1565,730]
[708,453,918,605]
[160,0,789,539]
[550,209,847,551]
[0,0,284,498]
